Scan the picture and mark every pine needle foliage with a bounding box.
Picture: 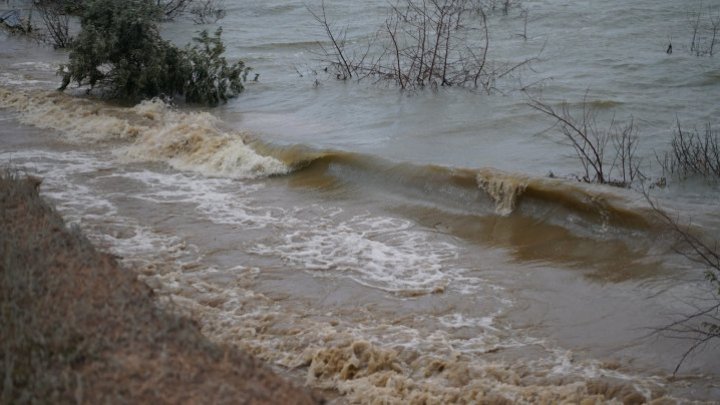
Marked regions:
[58,0,249,105]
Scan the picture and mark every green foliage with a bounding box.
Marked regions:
[59,0,249,105]
[183,28,251,105]
[59,0,168,98]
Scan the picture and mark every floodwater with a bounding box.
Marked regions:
[1,0,719,402]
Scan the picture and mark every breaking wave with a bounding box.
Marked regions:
[0,85,663,235]
[258,145,659,234]
[0,85,668,252]
[0,87,289,179]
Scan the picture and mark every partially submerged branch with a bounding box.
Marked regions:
[644,190,720,374]
[527,95,642,187]
[34,0,73,49]
[189,0,226,24]
[687,5,720,57]
[309,0,536,92]
[156,0,192,20]
[307,0,354,80]
[657,121,720,181]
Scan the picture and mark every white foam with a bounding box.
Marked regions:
[95,223,195,267]
[251,207,459,294]
[98,169,283,229]
[0,149,117,219]
[11,62,57,70]
[0,149,197,267]
[0,73,56,88]
[439,314,497,330]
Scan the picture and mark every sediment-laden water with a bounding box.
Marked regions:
[2,0,719,402]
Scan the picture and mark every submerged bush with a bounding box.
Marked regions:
[657,121,720,181]
[183,28,250,105]
[687,5,720,57]
[59,0,249,105]
[309,0,534,92]
[528,96,643,187]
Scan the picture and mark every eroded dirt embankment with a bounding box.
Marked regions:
[0,171,323,404]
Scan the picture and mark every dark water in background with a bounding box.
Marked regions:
[1,0,720,402]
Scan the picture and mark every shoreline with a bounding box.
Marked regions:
[0,171,323,404]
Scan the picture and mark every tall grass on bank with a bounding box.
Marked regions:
[0,171,320,404]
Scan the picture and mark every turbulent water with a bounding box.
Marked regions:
[2,0,720,402]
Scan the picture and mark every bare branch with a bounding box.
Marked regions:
[527,94,644,187]
[307,0,354,79]
[642,188,720,374]
[309,0,535,92]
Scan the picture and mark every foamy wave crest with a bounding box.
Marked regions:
[119,100,289,178]
[477,168,528,216]
[0,88,141,140]
[0,87,289,178]
[474,167,657,232]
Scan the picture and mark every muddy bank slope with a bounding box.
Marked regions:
[0,172,322,404]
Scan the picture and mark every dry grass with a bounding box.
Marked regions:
[0,170,322,404]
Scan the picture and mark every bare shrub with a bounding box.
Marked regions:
[156,0,192,20]
[309,0,536,92]
[657,121,720,181]
[517,6,529,41]
[189,0,226,24]
[687,5,720,56]
[644,192,720,374]
[483,0,519,16]
[34,0,72,48]
[528,96,643,186]
[607,117,643,186]
[307,0,357,81]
